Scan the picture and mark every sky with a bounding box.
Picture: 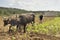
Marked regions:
[0,0,60,11]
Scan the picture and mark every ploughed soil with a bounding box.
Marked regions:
[0,32,60,40]
[0,16,60,40]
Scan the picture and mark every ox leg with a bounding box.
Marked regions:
[31,21,34,26]
[16,25,19,31]
[31,22,33,26]
[16,25,21,32]
[31,19,35,26]
[33,20,35,23]
[9,26,12,32]
[24,24,26,33]
[40,20,42,24]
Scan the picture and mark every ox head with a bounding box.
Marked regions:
[3,17,9,26]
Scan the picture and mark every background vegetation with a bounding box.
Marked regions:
[0,7,60,17]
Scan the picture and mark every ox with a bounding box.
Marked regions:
[19,13,35,33]
[3,13,35,33]
[39,14,43,23]
[3,15,20,32]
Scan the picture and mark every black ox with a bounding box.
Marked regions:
[39,14,43,23]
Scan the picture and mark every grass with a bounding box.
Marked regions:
[27,17,60,35]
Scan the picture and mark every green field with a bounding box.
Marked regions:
[27,17,60,35]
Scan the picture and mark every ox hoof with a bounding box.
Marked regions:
[23,31,26,33]
[8,30,13,33]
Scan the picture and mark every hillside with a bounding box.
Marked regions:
[0,7,60,16]
[0,7,28,16]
